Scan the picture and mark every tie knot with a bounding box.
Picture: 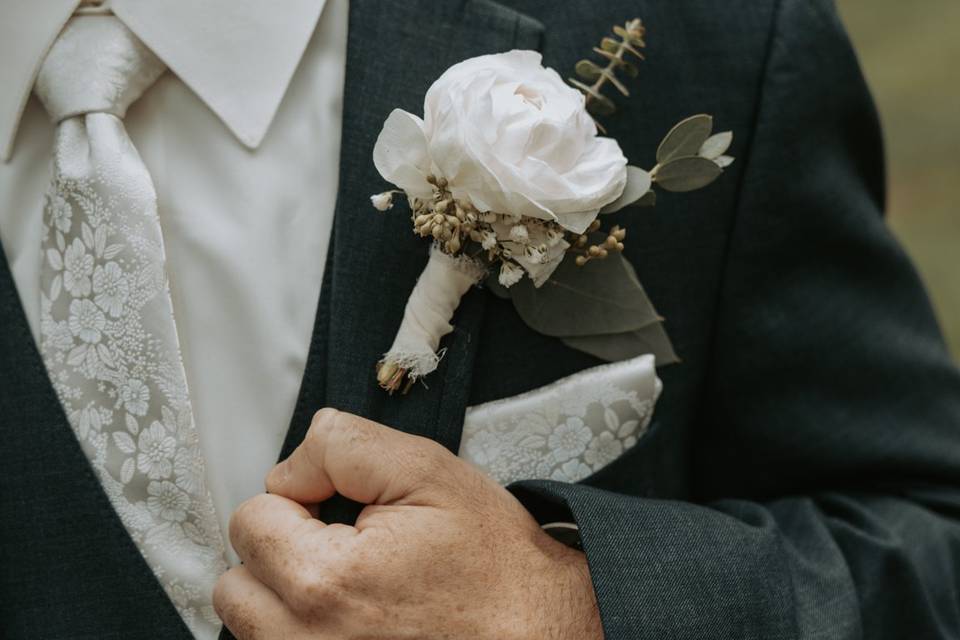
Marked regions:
[35,16,166,123]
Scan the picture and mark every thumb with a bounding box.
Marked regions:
[265,408,453,506]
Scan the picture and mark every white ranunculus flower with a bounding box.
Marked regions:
[374,50,627,234]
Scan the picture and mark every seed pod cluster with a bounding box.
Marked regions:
[411,175,481,255]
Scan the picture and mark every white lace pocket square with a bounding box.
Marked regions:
[459,354,662,486]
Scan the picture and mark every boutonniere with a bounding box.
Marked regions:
[371,19,733,393]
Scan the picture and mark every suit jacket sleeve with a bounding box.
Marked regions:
[508,0,960,637]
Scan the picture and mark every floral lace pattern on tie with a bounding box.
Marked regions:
[460,358,662,486]
[40,173,227,635]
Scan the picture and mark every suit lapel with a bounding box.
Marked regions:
[281,0,545,461]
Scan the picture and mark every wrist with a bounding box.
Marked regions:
[526,534,603,640]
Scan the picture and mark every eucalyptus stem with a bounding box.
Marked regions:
[569,18,646,121]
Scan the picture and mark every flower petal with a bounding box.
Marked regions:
[373,109,433,199]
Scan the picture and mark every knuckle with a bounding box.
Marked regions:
[229,494,277,549]
[288,568,344,616]
[212,570,242,622]
[403,437,449,478]
[334,411,377,446]
[307,408,340,441]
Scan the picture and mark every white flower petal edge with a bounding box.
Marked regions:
[373,109,434,200]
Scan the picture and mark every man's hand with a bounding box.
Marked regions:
[213,408,603,639]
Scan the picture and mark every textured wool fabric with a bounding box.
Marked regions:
[1,1,959,639]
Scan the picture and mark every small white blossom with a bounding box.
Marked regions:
[146,480,190,522]
[509,224,529,243]
[137,421,177,479]
[584,431,624,469]
[498,261,524,288]
[480,230,498,250]
[119,378,150,416]
[68,298,106,344]
[547,417,592,462]
[93,261,130,318]
[62,238,94,297]
[370,191,395,211]
[47,193,73,233]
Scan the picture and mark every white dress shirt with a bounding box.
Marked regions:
[0,0,348,562]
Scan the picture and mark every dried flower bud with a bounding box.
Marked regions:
[588,245,601,257]
[575,255,588,267]
[370,191,395,211]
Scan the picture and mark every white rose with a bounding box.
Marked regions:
[373,50,627,234]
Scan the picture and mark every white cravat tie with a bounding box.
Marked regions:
[35,16,227,638]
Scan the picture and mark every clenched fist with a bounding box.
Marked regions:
[214,408,603,639]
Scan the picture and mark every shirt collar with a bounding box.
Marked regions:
[0,0,327,162]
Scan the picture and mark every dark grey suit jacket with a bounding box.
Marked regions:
[2,1,958,638]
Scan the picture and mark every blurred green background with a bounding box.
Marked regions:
[838,0,960,358]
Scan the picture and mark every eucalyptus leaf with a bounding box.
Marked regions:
[656,114,713,164]
[699,131,733,159]
[575,59,603,82]
[586,93,616,116]
[613,25,645,47]
[600,166,652,214]
[510,252,660,337]
[601,37,620,53]
[619,60,640,78]
[568,78,617,116]
[654,156,722,192]
[715,155,735,168]
[561,323,679,365]
[635,189,657,207]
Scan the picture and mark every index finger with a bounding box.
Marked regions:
[265,408,453,506]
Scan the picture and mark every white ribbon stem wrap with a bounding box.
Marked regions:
[379,246,486,388]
